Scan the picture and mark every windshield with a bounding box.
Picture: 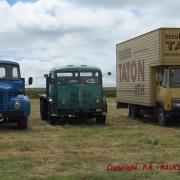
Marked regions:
[56,71,101,85]
[79,72,100,84]
[0,64,20,80]
[170,68,180,87]
[57,72,79,84]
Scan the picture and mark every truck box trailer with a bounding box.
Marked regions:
[116,28,180,126]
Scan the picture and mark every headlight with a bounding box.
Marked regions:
[17,95,25,99]
[48,98,52,103]
[172,99,180,108]
[61,100,65,104]
[15,101,21,109]
[96,98,100,104]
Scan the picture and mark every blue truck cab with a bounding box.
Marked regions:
[0,60,32,129]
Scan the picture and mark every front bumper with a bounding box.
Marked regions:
[165,108,180,118]
[56,108,107,118]
[3,111,24,118]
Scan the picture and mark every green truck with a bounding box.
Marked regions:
[39,65,108,125]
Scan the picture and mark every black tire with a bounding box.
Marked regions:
[48,115,57,125]
[129,105,138,119]
[17,117,28,130]
[48,104,57,125]
[40,99,48,121]
[8,117,17,122]
[96,115,106,124]
[158,107,168,126]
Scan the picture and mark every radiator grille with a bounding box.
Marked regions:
[82,90,91,108]
[0,92,4,111]
[70,91,79,108]
[8,92,17,101]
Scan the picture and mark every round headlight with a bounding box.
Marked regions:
[15,101,21,109]
[96,98,100,103]
[48,98,53,103]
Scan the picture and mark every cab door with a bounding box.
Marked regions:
[156,68,171,110]
[49,72,58,113]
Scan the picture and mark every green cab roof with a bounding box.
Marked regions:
[50,65,102,73]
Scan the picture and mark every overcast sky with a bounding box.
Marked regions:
[1,0,180,87]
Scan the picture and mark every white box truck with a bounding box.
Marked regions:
[116,28,180,126]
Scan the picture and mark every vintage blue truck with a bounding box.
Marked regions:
[0,60,32,129]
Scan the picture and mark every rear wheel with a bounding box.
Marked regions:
[129,105,138,119]
[96,115,106,124]
[17,117,28,130]
[40,99,48,120]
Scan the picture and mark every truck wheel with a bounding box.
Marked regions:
[158,107,168,126]
[129,105,138,119]
[40,99,48,120]
[48,115,57,125]
[96,115,106,124]
[47,103,57,125]
[17,117,28,130]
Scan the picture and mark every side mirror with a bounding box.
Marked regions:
[28,77,33,85]
[108,72,111,76]
[44,74,48,78]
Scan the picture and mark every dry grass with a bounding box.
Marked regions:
[0,98,180,179]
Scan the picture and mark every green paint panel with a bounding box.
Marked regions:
[57,84,103,110]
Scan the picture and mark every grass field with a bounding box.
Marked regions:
[0,98,180,179]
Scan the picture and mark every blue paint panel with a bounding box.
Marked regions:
[10,97,30,117]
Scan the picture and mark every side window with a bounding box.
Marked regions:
[57,72,78,84]
[12,67,18,79]
[79,72,100,84]
[50,73,55,84]
[0,67,5,78]
[80,72,94,84]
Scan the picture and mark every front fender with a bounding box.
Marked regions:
[10,96,30,117]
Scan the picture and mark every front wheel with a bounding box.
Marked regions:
[158,107,168,126]
[48,115,57,125]
[129,105,138,119]
[48,103,57,125]
[96,115,106,124]
[17,117,28,130]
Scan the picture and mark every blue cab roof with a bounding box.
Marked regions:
[0,60,19,66]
